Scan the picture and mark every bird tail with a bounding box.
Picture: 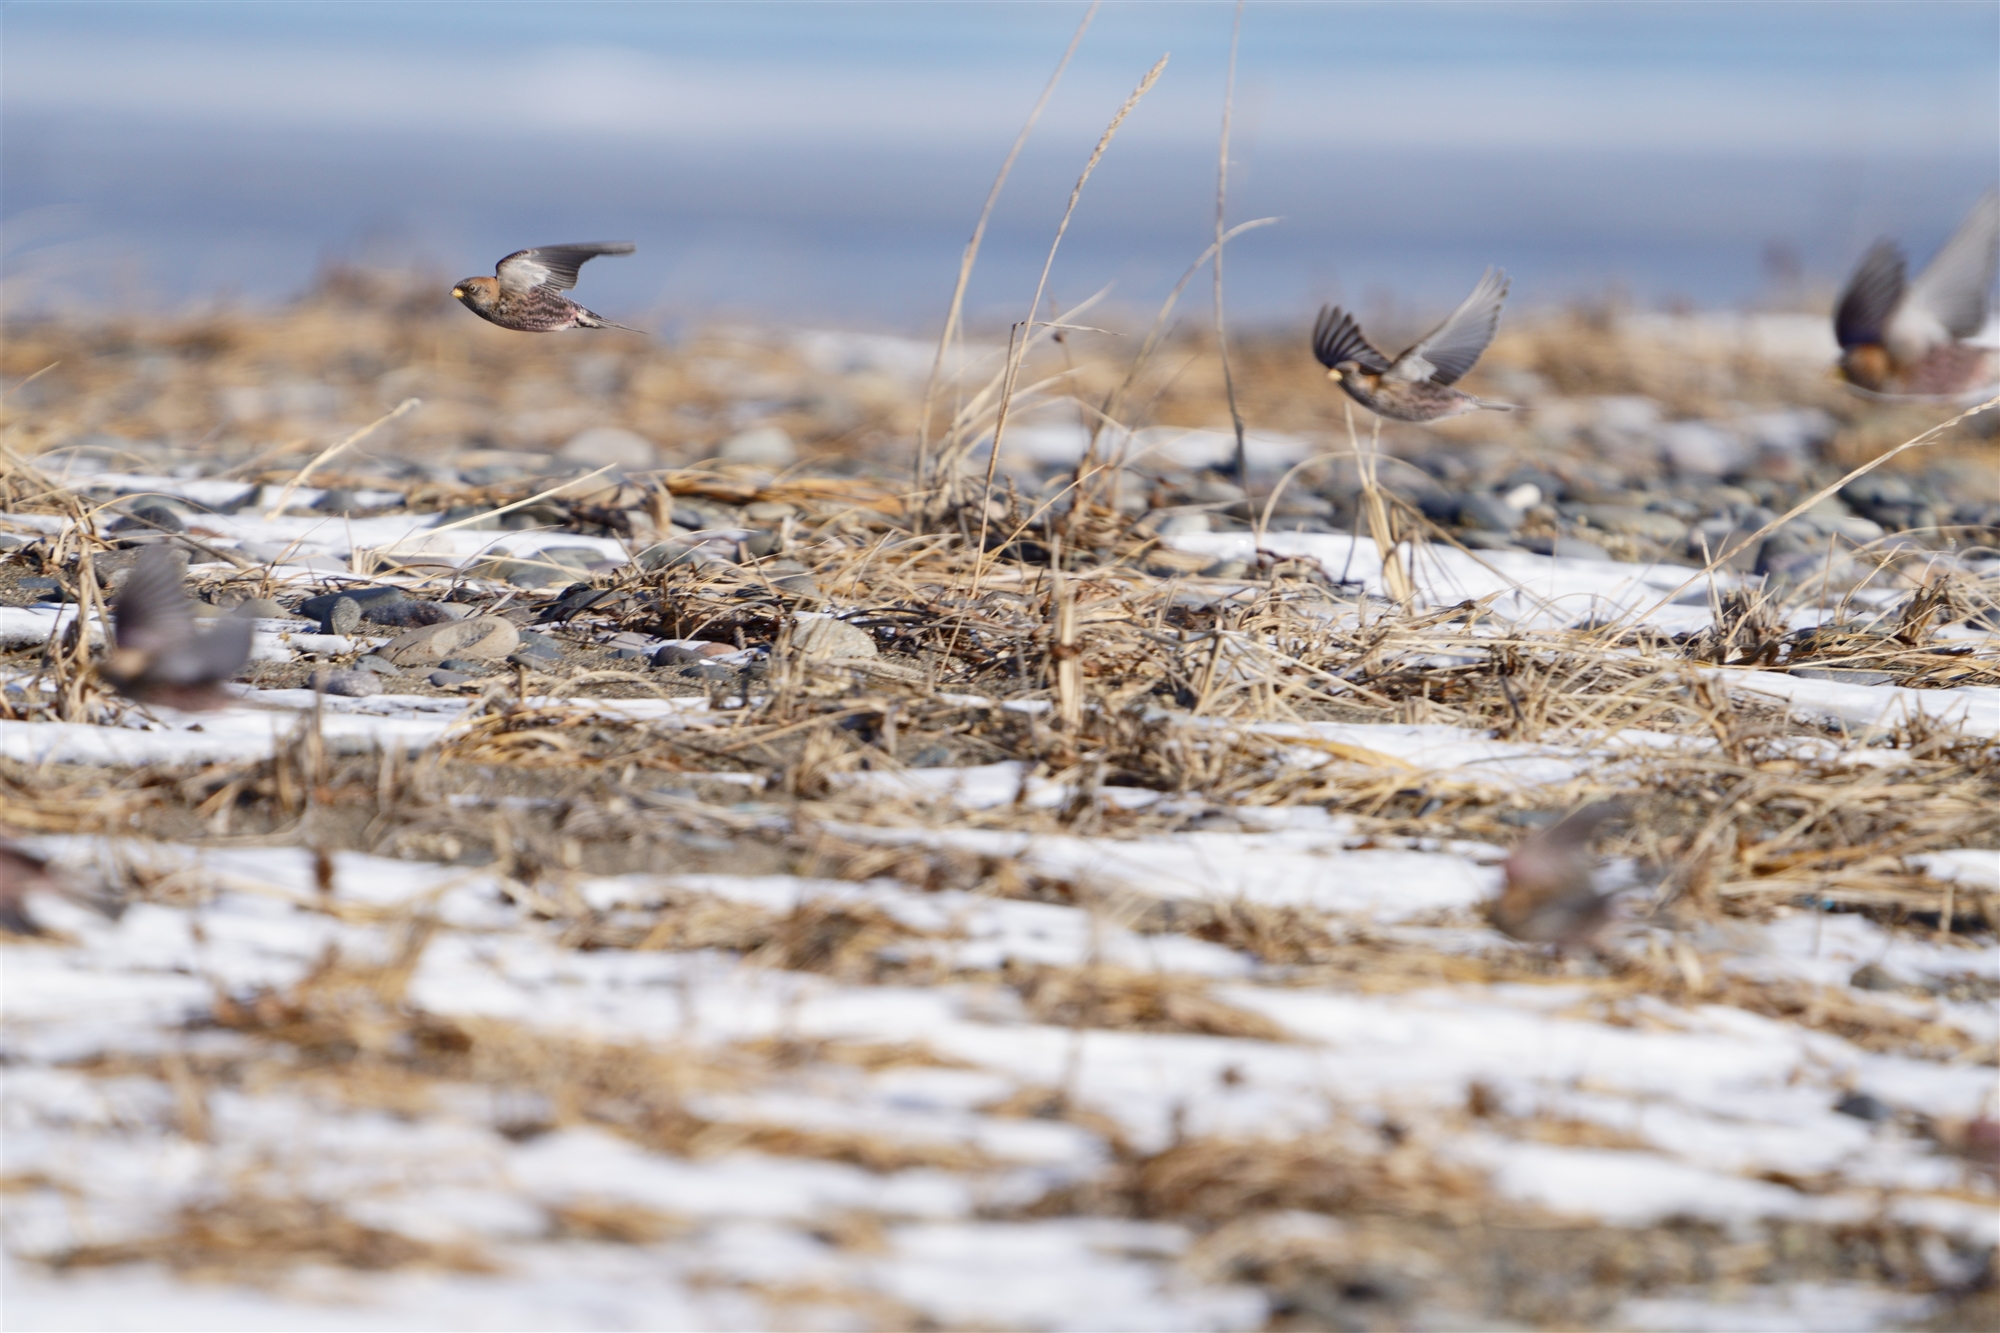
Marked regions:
[576,309,648,334]
[1473,397,1523,412]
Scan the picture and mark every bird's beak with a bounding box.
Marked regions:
[1325,368,1343,383]
[451,287,465,300]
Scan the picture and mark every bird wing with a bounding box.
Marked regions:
[1388,267,1509,385]
[110,546,194,658]
[1834,241,1906,351]
[495,242,636,294]
[1890,192,2000,356]
[153,617,254,687]
[1311,305,1391,373]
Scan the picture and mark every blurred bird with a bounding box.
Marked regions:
[1834,192,2000,398]
[452,242,640,333]
[1488,801,1625,948]
[1313,268,1518,423]
[0,842,59,936]
[0,837,125,938]
[98,546,253,711]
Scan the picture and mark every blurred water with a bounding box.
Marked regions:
[4,2,1995,328]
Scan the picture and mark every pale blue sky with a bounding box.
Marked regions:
[5,2,1996,324]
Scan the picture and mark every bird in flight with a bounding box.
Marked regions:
[98,547,253,711]
[452,242,640,333]
[1487,801,1625,949]
[1312,268,1517,423]
[1835,192,1999,399]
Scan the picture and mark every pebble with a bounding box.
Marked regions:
[652,642,739,667]
[354,654,402,676]
[1456,493,1522,534]
[364,599,459,628]
[322,596,362,636]
[1788,667,1895,686]
[514,631,563,660]
[791,617,876,660]
[437,658,496,673]
[309,668,382,698]
[718,426,797,468]
[381,616,520,666]
[559,426,658,471]
[428,669,475,687]
[1833,1091,1894,1123]
[298,585,410,622]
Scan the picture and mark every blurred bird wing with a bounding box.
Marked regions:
[153,617,254,687]
[1311,305,1391,372]
[110,546,194,657]
[1389,267,1509,385]
[1834,241,1906,352]
[1892,191,2000,355]
[495,242,637,294]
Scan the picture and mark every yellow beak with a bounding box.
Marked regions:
[451,287,465,300]
[1325,368,1343,383]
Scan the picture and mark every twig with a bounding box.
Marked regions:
[1213,0,1249,481]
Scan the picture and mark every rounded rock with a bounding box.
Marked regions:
[718,426,797,468]
[791,617,876,660]
[381,615,520,667]
[559,426,659,471]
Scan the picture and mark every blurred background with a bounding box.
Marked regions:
[4,0,1996,329]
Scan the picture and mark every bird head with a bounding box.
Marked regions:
[1327,359,1366,384]
[451,277,496,311]
[1836,345,1891,392]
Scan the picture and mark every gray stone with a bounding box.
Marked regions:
[559,426,658,471]
[1201,559,1251,580]
[381,616,520,667]
[791,617,876,660]
[437,658,497,673]
[718,426,797,468]
[773,573,823,601]
[1456,493,1521,533]
[354,654,402,676]
[298,585,409,623]
[513,631,563,661]
[1456,531,1523,551]
[1568,505,1688,543]
[363,599,456,628]
[1789,667,1895,686]
[1659,421,1748,476]
[322,596,362,637]
[309,668,382,698]
[743,531,783,558]
[428,669,475,687]
[1833,1091,1893,1123]
[110,502,187,534]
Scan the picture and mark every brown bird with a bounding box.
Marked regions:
[1835,192,1999,398]
[1488,801,1625,948]
[1313,268,1518,422]
[98,546,253,711]
[452,242,640,332]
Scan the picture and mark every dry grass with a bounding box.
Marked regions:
[4,285,1997,1322]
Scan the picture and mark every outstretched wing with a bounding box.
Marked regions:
[1834,241,1907,351]
[1893,191,1999,354]
[1388,267,1509,385]
[1311,305,1391,373]
[495,242,636,294]
[110,546,194,658]
[156,617,254,687]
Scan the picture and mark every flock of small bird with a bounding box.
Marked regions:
[4,194,1997,945]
